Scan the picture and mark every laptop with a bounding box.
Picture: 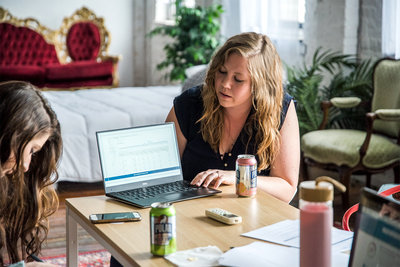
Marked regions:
[348,187,400,267]
[96,122,221,208]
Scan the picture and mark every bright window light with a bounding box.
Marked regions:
[155,0,196,24]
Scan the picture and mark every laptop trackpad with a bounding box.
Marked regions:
[162,191,198,201]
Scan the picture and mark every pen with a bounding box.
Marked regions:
[29,254,44,262]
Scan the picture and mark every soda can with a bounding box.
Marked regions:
[236,154,257,197]
[150,202,176,256]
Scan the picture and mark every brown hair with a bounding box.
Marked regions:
[0,81,62,264]
[199,32,284,170]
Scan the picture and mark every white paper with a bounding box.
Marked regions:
[241,219,353,250]
[218,242,350,267]
[332,238,354,254]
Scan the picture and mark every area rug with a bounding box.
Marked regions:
[42,249,110,266]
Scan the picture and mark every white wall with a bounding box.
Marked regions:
[358,0,382,61]
[304,0,346,64]
[343,0,359,55]
[220,0,241,39]
[132,0,176,86]
[304,0,382,63]
[1,0,135,87]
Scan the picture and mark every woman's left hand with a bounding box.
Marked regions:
[190,169,235,189]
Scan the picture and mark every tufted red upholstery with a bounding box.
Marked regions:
[0,23,59,66]
[1,7,118,89]
[67,22,101,61]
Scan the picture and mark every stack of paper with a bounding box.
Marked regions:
[241,219,353,250]
[219,241,350,267]
[218,219,353,267]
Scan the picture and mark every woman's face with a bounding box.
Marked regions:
[214,52,252,110]
[2,132,50,175]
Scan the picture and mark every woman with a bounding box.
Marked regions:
[0,81,62,266]
[166,32,300,203]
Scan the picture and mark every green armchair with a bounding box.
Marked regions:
[301,58,400,208]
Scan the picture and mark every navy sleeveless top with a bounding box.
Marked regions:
[174,85,293,181]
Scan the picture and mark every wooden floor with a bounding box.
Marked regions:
[41,178,366,258]
[42,182,106,258]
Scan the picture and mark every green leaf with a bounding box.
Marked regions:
[147,1,224,82]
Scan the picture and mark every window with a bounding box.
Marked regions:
[155,0,195,25]
[382,0,400,58]
[221,0,305,68]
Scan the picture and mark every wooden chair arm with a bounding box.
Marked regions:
[318,97,363,130]
[375,109,400,121]
[375,109,400,145]
[359,109,400,155]
[359,112,377,159]
[318,100,333,130]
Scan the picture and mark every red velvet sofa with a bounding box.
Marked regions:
[0,7,120,89]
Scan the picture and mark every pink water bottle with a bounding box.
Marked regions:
[299,178,334,267]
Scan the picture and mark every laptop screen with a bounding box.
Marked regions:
[96,123,183,193]
[348,187,400,267]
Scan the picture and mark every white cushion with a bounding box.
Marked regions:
[185,64,207,78]
[182,65,207,92]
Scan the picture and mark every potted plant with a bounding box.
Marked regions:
[285,48,374,136]
[148,0,223,82]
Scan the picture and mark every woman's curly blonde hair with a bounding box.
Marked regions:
[199,32,284,171]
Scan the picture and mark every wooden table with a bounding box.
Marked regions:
[66,186,299,266]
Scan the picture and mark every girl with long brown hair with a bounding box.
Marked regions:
[166,32,300,202]
[0,81,62,266]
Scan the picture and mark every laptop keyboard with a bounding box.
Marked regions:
[116,180,198,200]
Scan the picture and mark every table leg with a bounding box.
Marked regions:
[66,206,78,266]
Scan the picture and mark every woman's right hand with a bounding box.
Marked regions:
[190,169,235,189]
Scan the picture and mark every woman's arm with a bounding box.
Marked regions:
[259,100,300,202]
[166,107,187,158]
[192,101,300,203]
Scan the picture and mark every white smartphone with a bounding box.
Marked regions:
[89,211,142,224]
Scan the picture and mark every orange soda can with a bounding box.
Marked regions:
[236,154,257,197]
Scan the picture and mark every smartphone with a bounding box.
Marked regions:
[89,211,142,224]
